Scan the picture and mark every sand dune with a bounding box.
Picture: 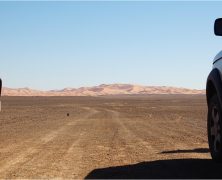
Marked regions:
[2,84,205,96]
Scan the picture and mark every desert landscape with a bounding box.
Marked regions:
[1,94,222,179]
[2,84,204,96]
[1,0,220,178]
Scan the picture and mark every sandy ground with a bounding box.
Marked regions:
[0,95,221,179]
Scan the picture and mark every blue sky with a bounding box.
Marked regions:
[0,1,221,90]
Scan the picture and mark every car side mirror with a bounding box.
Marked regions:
[215,18,222,36]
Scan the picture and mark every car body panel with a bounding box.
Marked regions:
[213,60,222,81]
[207,68,222,107]
[213,50,222,64]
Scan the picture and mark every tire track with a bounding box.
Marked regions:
[0,107,98,178]
[105,109,158,164]
[106,109,210,161]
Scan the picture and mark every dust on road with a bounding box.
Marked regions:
[0,95,220,179]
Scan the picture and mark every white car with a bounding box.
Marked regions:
[207,18,222,162]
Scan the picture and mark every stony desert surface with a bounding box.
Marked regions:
[0,95,222,179]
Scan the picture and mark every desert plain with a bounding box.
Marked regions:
[0,95,222,179]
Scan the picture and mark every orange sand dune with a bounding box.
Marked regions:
[2,84,205,96]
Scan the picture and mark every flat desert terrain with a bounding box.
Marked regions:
[0,95,222,179]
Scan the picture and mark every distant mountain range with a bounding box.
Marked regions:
[1,84,205,96]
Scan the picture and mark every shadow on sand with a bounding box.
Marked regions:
[161,148,209,154]
[85,158,222,179]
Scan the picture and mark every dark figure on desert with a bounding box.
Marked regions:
[0,78,2,97]
[0,78,2,112]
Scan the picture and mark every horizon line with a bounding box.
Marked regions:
[2,83,205,91]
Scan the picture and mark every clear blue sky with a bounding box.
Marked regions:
[0,1,221,90]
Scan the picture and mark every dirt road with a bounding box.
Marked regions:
[0,95,221,178]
